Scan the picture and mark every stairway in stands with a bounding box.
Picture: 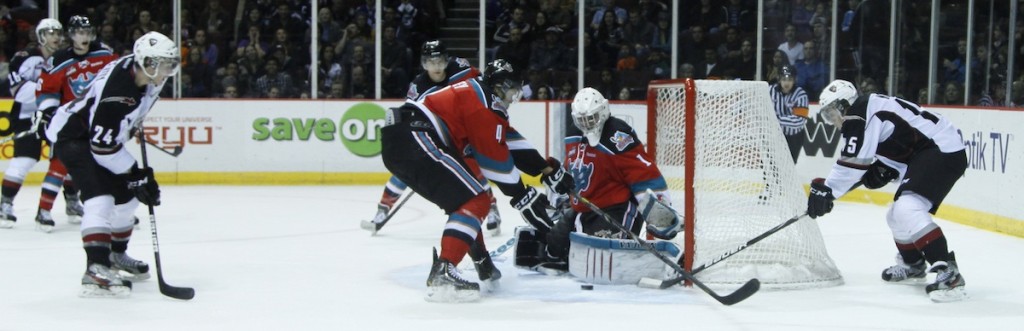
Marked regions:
[439,0,481,65]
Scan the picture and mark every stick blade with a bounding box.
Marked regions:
[160,282,195,300]
[714,278,760,306]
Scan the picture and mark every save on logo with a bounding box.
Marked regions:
[251,102,387,157]
[340,102,386,156]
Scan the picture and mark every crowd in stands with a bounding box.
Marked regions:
[0,0,1022,106]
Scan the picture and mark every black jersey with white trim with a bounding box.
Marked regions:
[47,55,163,175]
[824,94,966,197]
[405,57,479,102]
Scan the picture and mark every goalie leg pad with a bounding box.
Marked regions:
[567,232,682,285]
[513,226,544,270]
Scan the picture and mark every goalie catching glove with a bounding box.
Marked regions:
[807,178,834,219]
[638,190,680,240]
[510,186,555,234]
[121,165,161,206]
[540,157,574,195]
[861,160,899,189]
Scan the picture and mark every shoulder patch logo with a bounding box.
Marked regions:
[100,96,137,107]
[455,57,470,68]
[610,131,634,151]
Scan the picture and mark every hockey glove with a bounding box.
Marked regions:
[807,178,834,219]
[862,161,899,189]
[122,166,161,206]
[540,157,574,195]
[31,108,55,139]
[510,186,555,234]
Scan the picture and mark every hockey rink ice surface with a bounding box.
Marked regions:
[1,185,1022,330]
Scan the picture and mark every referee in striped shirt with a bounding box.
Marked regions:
[769,65,810,162]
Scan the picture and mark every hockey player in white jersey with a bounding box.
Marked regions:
[44,32,178,297]
[0,18,86,231]
[807,79,968,302]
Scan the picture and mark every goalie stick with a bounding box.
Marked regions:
[139,133,195,300]
[489,237,516,258]
[571,191,760,305]
[0,130,36,145]
[644,213,811,289]
[369,191,416,235]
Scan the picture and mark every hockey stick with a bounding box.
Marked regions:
[571,191,760,305]
[489,237,516,258]
[370,191,416,235]
[139,134,195,300]
[0,130,38,144]
[144,139,183,157]
[647,212,810,289]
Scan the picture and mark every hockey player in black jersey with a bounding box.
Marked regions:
[363,40,507,236]
[807,79,968,302]
[44,31,179,297]
[0,18,86,232]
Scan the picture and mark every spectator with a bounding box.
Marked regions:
[183,48,214,97]
[811,19,830,62]
[380,25,411,98]
[697,49,726,79]
[199,0,229,39]
[680,63,696,79]
[717,26,742,62]
[256,58,295,98]
[218,62,248,97]
[791,0,815,33]
[397,0,419,32]
[681,25,711,66]
[651,12,671,52]
[192,29,219,67]
[267,86,282,98]
[778,23,804,65]
[795,40,827,100]
[941,38,967,85]
[317,7,345,46]
[732,38,757,80]
[842,0,860,32]
[596,69,619,98]
[222,84,239,98]
[617,87,631,100]
[942,81,964,105]
[615,44,637,71]
[319,46,344,96]
[722,0,754,32]
[637,0,669,23]
[557,80,573,100]
[646,47,671,79]
[591,0,627,30]
[237,44,266,83]
[535,85,553,100]
[238,7,270,39]
[527,11,552,44]
[594,10,625,69]
[126,10,162,40]
[623,11,654,47]
[343,44,374,77]
[349,65,372,99]
[547,0,575,32]
[236,26,268,59]
[99,24,126,55]
[495,27,531,72]
[849,0,890,83]
[494,7,531,44]
[329,81,346,99]
[685,0,725,33]
[765,49,789,85]
[268,2,305,37]
[530,27,568,71]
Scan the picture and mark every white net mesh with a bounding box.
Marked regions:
[651,80,843,289]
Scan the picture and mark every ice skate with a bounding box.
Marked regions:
[35,210,55,233]
[0,197,16,229]
[110,252,151,281]
[425,248,480,303]
[881,253,927,283]
[65,193,84,224]
[469,243,501,291]
[485,204,501,237]
[80,263,132,298]
[925,252,967,302]
[359,205,389,234]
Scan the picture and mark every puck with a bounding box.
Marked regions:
[581,284,594,290]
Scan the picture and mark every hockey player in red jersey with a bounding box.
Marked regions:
[0,18,86,232]
[379,60,569,302]
[808,79,968,302]
[541,87,680,269]
[363,40,507,236]
[29,16,117,230]
[45,31,178,297]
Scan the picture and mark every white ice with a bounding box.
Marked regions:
[1,185,1022,330]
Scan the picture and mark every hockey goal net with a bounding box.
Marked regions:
[646,79,843,289]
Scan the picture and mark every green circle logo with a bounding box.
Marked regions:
[341,102,386,157]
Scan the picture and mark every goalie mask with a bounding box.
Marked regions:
[482,59,523,118]
[571,87,610,147]
[817,79,858,128]
[133,31,181,84]
[35,18,63,52]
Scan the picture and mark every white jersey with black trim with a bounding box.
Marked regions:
[824,93,966,197]
[8,48,47,118]
[46,55,164,175]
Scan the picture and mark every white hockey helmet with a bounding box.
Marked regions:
[133,31,180,80]
[817,79,858,127]
[35,18,63,47]
[571,87,610,147]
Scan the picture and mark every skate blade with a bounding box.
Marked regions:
[486,225,501,237]
[116,271,151,281]
[425,285,481,303]
[0,220,14,229]
[929,286,968,303]
[67,215,82,224]
[79,284,131,298]
[480,278,500,293]
[36,223,54,233]
[882,277,927,285]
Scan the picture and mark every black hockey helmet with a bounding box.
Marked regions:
[422,40,447,59]
[780,64,797,79]
[67,15,95,42]
[482,59,523,116]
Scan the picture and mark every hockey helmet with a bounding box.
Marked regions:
[66,15,95,42]
[421,40,447,72]
[483,59,523,117]
[571,87,610,147]
[817,79,859,127]
[35,18,63,49]
[133,31,181,81]
[780,65,797,79]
